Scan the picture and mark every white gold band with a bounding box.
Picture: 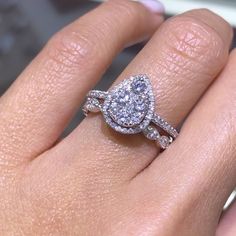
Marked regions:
[83,75,179,149]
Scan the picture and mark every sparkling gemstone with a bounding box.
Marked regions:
[117,90,130,104]
[134,96,147,112]
[132,79,147,94]
[102,75,155,134]
[158,136,170,149]
[85,98,100,112]
[144,126,160,140]
[108,88,147,128]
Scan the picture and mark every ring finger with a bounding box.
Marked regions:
[42,9,232,182]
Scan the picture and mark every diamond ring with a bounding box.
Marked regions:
[83,75,179,149]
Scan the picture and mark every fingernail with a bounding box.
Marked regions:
[136,0,165,14]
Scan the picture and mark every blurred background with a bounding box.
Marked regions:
[0,0,235,133]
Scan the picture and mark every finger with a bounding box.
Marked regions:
[137,50,236,235]
[217,201,236,236]
[0,0,163,167]
[48,9,232,183]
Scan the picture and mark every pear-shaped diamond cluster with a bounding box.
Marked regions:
[107,78,150,128]
[83,75,178,149]
[102,75,154,135]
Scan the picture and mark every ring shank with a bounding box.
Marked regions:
[83,90,179,149]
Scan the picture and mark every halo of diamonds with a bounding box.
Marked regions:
[83,75,178,149]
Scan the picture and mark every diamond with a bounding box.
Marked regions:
[109,98,144,128]
[152,114,178,139]
[132,78,147,94]
[119,89,130,100]
[88,90,108,99]
[83,98,101,116]
[108,86,148,128]
[143,126,160,140]
[158,136,170,149]
[134,96,147,112]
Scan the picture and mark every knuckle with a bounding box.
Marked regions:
[45,27,102,72]
[104,0,152,36]
[110,0,142,22]
[162,16,225,68]
[102,0,142,38]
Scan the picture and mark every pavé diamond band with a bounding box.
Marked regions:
[83,75,179,149]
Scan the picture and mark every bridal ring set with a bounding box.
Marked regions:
[83,75,179,149]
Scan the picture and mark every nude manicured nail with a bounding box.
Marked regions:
[136,0,165,14]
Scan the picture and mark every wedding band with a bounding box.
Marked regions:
[83,75,179,149]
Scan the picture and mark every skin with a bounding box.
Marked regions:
[0,0,236,235]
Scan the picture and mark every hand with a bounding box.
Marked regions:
[0,0,235,235]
